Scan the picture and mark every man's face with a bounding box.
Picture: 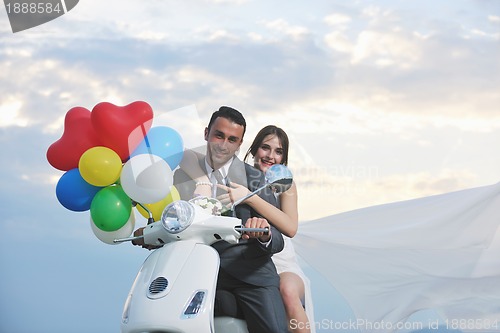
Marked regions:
[205,116,244,169]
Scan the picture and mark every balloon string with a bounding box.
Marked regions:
[141,123,153,155]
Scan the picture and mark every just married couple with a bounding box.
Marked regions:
[135,106,314,333]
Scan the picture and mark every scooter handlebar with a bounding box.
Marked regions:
[113,224,270,245]
[113,235,144,244]
[234,226,269,234]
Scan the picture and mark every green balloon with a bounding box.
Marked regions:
[90,185,132,232]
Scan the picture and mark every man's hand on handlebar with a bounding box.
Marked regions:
[132,227,161,250]
[242,217,271,242]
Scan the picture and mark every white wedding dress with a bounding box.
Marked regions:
[292,181,500,332]
[272,192,316,332]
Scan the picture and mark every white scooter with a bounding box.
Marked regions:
[115,164,293,333]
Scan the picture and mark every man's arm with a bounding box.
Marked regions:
[266,223,284,254]
[173,168,197,200]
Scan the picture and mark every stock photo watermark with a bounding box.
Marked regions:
[293,164,380,196]
[3,0,79,33]
[291,317,500,332]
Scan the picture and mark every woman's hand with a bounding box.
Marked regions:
[217,182,251,208]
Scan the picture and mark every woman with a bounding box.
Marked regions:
[239,125,313,333]
[182,125,313,333]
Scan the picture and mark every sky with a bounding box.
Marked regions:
[0,0,499,332]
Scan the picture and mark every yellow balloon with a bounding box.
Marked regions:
[79,146,122,187]
[136,186,180,221]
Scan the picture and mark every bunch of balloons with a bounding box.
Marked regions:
[47,101,183,244]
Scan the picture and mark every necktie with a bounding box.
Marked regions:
[211,169,224,197]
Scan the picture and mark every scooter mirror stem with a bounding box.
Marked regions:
[230,184,267,215]
[132,200,155,224]
[230,165,293,215]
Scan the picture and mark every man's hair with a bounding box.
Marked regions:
[207,106,247,137]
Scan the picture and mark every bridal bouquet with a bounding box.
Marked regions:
[189,196,224,216]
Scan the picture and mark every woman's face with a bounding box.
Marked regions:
[253,134,284,172]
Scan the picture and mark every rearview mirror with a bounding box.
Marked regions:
[265,164,293,193]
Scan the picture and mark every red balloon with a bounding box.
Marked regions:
[47,107,102,171]
[91,101,154,161]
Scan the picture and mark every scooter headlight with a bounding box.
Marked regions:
[160,200,194,234]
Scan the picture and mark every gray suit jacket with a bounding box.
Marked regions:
[173,155,284,287]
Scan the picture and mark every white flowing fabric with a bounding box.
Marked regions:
[292,182,500,332]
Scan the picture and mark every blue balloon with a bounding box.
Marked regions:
[131,126,184,169]
[56,168,102,211]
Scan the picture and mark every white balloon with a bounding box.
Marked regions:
[120,154,173,203]
[90,210,135,245]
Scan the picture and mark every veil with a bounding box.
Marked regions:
[292,182,500,332]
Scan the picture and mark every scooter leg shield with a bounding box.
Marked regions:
[121,241,220,333]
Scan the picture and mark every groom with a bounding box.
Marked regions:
[173,106,289,333]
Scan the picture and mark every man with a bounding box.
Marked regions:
[173,106,289,333]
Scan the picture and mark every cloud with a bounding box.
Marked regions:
[324,13,352,27]
[0,53,130,131]
[3,0,496,137]
[319,3,500,119]
[351,30,422,68]
[203,0,249,4]
[206,29,241,42]
[324,31,353,53]
[0,96,27,127]
[263,18,310,40]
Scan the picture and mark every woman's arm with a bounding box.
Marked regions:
[179,149,212,197]
[181,149,299,236]
[221,182,299,237]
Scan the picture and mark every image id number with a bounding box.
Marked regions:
[6,2,62,14]
[446,318,499,331]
